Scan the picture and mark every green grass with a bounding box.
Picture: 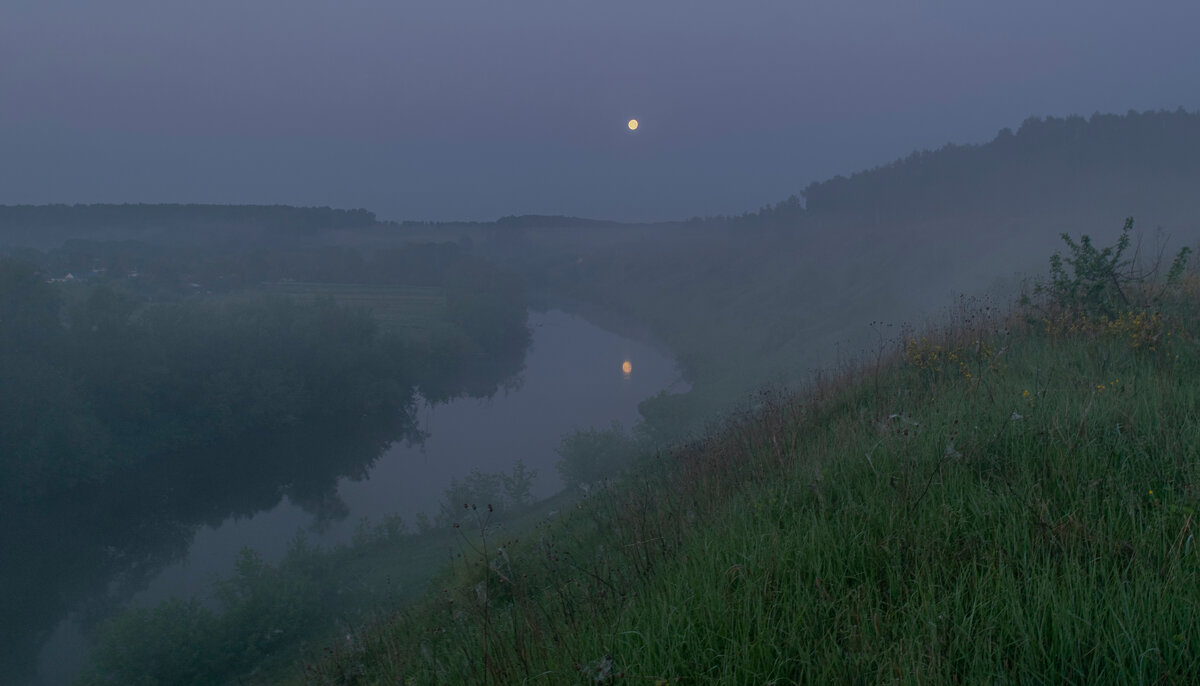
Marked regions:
[300,283,1200,685]
[77,489,588,686]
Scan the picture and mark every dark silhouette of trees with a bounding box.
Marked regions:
[796,108,1200,225]
[0,243,531,683]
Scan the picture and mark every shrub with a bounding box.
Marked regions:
[435,461,536,527]
[555,421,639,489]
[1034,216,1191,318]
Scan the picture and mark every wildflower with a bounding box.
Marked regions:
[1022,389,1030,398]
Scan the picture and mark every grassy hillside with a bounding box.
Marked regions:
[300,250,1200,683]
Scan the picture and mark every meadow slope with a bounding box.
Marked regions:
[299,259,1200,684]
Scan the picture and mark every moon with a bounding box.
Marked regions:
[622,360,633,375]
[627,119,639,131]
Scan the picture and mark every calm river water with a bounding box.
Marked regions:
[36,308,684,684]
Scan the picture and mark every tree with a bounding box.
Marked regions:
[0,257,63,356]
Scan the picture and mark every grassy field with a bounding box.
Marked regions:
[260,282,449,339]
[299,272,1200,684]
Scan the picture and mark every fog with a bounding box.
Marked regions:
[3,1,1199,220]
[3,2,1200,685]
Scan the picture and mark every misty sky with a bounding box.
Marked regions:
[2,1,1198,222]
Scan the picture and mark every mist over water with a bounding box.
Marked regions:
[139,308,683,601]
[32,308,684,685]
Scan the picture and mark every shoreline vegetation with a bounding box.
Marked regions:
[290,227,1200,684]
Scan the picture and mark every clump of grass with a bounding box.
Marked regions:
[302,240,1200,685]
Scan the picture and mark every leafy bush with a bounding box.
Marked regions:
[435,461,537,527]
[1034,216,1191,317]
[78,536,340,686]
[555,421,639,489]
[76,599,221,686]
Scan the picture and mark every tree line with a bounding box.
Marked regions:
[0,239,530,684]
[721,108,1200,229]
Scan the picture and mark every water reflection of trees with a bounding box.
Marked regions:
[0,255,530,685]
[4,412,405,677]
[7,345,527,686]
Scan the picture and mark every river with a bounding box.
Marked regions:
[35,308,685,685]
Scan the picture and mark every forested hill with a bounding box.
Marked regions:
[0,203,380,247]
[737,108,1200,229]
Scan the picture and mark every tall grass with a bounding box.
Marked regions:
[302,277,1200,685]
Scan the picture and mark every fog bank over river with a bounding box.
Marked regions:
[144,308,685,601]
[38,308,685,685]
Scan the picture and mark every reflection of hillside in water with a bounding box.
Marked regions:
[5,332,530,686]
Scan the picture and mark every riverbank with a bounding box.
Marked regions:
[298,272,1200,683]
[63,308,685,686]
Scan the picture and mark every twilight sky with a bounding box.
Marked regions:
[2,1,1198,222]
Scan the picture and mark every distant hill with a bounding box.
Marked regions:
[730,108,1200,230]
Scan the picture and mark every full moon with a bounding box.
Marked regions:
[622,360,633,375]
[627,119,639,131]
